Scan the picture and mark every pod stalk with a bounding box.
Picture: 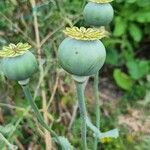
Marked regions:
[19,83,62,148]
[75,81,88,150]
[93,72,100,150]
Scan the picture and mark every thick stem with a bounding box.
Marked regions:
[20,84,60,145]
[93,72,100,150]
[75,82,87,150]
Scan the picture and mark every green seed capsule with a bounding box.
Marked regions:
[58,37,106,76]
[2,51,38,81]
[83,2,114,26]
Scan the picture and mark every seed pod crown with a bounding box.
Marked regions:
[89,0,113,3]
[63,26,109,41]
[0,43,31,57]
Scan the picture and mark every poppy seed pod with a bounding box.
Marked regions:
[83,0,114,26]
[58,27,108,77]
[0,43,38,81]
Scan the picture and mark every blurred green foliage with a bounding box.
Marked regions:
[0,0,150,149]
[105,0,150,98]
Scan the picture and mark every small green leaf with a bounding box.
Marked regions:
[129,11,150,23]
[129,24,143,42]
[127,60,150,80]
[106,49,119,65]
[86,117,119,139]
[113,69,133,91]
[113,17,127,37]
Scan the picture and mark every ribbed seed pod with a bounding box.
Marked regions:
[58,37,106,76]
[83,2,114,26]
[58,27,108,77]
[0,43,38,81]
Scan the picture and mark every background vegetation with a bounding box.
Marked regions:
[0,0,150,149]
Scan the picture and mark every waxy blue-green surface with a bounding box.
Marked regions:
[83,2,114,26]
[58,37,106,76]
[2,51,38,81]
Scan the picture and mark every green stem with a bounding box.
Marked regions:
[93,72,100,150]
[0,132,17,150]
[82,0,87,10]
[55,0,61,11]
[20,84,60,146]
[75,82,87,150]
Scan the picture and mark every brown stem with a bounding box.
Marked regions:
[29,0,52,149]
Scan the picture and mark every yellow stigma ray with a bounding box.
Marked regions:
[89,0,113,3]
[63,26,109,41]
[0,43,31,57]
